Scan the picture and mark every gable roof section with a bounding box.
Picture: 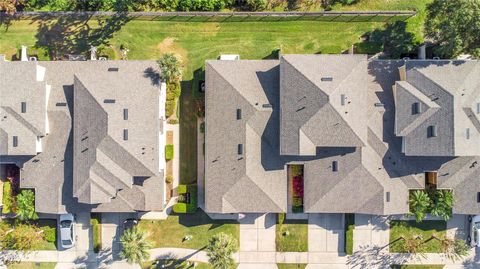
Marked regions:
[394,60,480,156]
[205,60,287,213]
[0,62,47,156]
[72,62,161,210]
[279,54,368,155]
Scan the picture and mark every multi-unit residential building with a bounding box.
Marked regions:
[205,54,480,216]
[0,60,166,214]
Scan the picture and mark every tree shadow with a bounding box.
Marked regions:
[32,12,131,60]
[355,21,419,58]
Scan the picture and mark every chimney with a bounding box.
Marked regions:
[21,45,28,61]
[418,44,426,60]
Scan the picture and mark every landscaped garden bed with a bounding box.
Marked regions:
[345,213,355,255]
[390,265,444,269]
[173,184,197,213]
[389,220,447,253]
[0,219,57,251]
[91,213,102,253]
[277,264,307,269]
[137,209,239,250]
[276,219,308,252]
[289,165,304,213]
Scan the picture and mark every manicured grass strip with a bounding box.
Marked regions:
[2,180,13,214]
[91,214,102,253]
[138,209,239,250]
[277,264,307,269]
[389,220,447,253]
[165,144,174,160]
[7,262,57,269]
[141,259,213,269]
[276,220,308,252]
[345,213,354,255]
[391,265,444,269]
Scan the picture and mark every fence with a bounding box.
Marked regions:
[3,10,416,23]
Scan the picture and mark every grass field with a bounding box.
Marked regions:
[137,210,239,250]
[277,264,307,269]
[276,221,308,252]
[389,220,447,253]
[7,263,56,269]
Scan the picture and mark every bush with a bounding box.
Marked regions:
[177,0,230,11]
[165,144,174,160]
[173,185,198,213]
[2,181,13,214]
[344,213,354,255]
[43,226,57,243]
[165,175,173,184]
[245,0,266,10]
[91,217,102,253]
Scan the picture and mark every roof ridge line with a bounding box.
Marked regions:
[1,106,44,136]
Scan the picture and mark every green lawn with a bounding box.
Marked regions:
[276,221,308,252]
[277,264,307,269]
[389,220,447,253]
[137,209,239,250]
[141,260,212,269]
[7,263,56,269]
[391,265,444,269]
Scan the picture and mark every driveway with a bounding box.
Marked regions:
[308,214,345,253]
[239,214,276,253]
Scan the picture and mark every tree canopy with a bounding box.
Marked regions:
[16,189,38,221]
[206,233,238,269]
[120,226,151,264]
[425,0,480,58]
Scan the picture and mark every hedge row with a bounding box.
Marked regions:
[173,184,197,213]
[165,144,174,160]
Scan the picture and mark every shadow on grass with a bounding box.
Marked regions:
[355,21,419,58]
[175,209,238,230]
[31,11,131,60]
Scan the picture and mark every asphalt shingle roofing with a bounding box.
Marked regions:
[205,56,480,215]
[1,61,164,213]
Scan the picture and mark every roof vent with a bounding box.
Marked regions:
[427,125,437,138]
[123,109,128,120]
[340,94,346,106]
[104,99,116,104]
[13,136,18,147]
[262,104,273,108]
[466,128,470,140]
[321,77,333,82]
[412,102,421,114]
[123,129,128,141]
[476,103,480,114]
[386,192,390,202]
[236,109,242,120]
[108,67,119,72]
[332,161,338,172]
[21,102,27,113]
[478,192,480,203]
[238,144,243,155]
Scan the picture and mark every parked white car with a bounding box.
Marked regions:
[59,214,76,249]
[468,215,480,248]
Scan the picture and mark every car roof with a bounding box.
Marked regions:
[60,226,72,240]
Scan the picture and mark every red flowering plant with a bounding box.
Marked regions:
[292,175,304,197]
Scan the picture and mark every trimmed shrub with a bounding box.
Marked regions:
[43,226,57,243]
[167,118,179,124]
[173,185,198,214]
[90,216,102,253]
[344,213,354,255]
[2,181,14,214]
[165,144,174,160]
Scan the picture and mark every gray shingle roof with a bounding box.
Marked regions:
[394,60,480,156]
[1,61,164,213]
[0,62,48,156]
[279,54,368,155]
[205,56,416,215]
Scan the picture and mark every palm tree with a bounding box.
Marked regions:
[157,53,181,84]
[206,233,238,269]
[431,189,454,221]
[16,190,38,221]
[408,190,431,222]
[120,226,151,264]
